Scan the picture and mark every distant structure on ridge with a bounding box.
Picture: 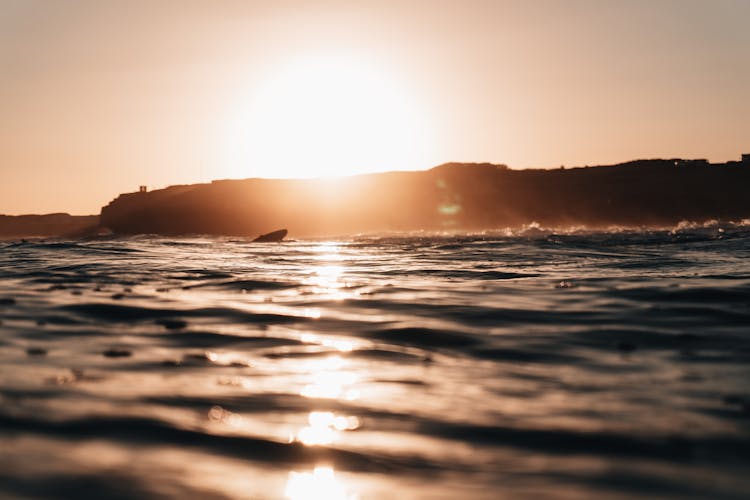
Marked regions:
[674,153,750,168]
[674,159,709,167]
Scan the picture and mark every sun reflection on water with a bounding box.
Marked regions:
[300,356,360,400]
[292,411,361,445]
[311,242,344,259]
[312,265,344,287]
[305,264,353,300]
[204,351,252,367]
[301,371,360,400]
[303,243,360,300]
[284,466,356,500]
[300,333,357,352]
[207,405,245,428]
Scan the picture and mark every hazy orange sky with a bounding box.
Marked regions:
[2,0,749,215]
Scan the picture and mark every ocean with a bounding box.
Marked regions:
[1,223,749,499]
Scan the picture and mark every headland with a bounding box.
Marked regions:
[99,158,750,237]
[0,214,99,239]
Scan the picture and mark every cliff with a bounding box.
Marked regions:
[0,213,99,238]
[100,160,750,236]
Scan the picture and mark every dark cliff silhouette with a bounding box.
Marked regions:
[0,214,99,238]
[99,160,750,237]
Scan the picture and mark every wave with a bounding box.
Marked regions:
[2,232,750,499]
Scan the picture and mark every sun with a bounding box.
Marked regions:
[224,54,434,179]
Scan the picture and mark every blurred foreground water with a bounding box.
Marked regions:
[1,223,750,499]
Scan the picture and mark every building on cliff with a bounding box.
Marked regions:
[674,159,709,167]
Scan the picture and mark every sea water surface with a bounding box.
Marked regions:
[1,224,750,499]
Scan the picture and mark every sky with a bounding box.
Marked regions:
[1,0,749,215]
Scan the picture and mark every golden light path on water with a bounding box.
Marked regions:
[284,242,359,498]
[285,466,356,500]
[189,241,365,498]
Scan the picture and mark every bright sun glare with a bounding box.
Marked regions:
[225,55,434,179]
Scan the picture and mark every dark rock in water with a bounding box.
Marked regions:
[26,347,48,356]
[0,298,16,306]
[103,348,132,358]
[252,229,287,243]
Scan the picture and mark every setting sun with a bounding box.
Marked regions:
[224,54,434,179]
